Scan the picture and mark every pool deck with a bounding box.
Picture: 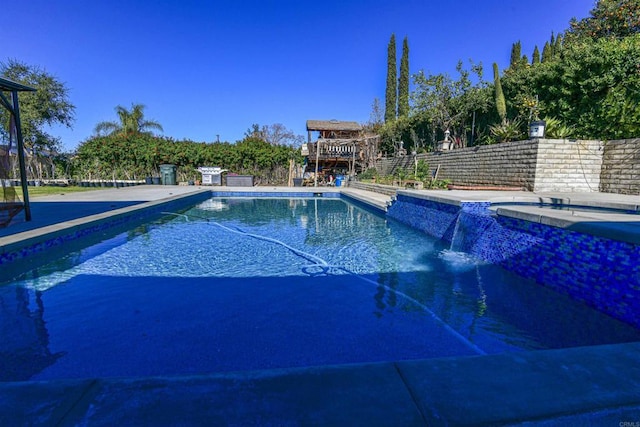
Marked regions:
[2,185,640,425]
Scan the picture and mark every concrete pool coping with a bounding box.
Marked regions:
[2,185,640,424]
[3,343,640,425]
[398,188,640,210]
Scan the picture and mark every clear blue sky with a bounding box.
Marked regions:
[4,0,592,151]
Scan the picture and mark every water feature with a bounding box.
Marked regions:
[388,193,640,328]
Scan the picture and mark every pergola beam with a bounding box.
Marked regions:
[0,77,36,222]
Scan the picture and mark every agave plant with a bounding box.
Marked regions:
[489,118,525,143]
[474,129,495,145]
[542,116,574,139]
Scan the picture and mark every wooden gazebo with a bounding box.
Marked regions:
[305,119,379,186]
[0,77,35,225]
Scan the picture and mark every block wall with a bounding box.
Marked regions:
[376,138,618,193]
[534,139,604,192]
[377,140,539,190]
[600,138,640,195]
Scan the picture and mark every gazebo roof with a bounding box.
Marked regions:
[0,76,36,92]
[306,119,362,132]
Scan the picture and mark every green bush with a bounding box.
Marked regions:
[73,134,301,184]
[358,168,379,180]
[415,159,430,181]
[429,179,450,189]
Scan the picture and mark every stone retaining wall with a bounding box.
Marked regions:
[375,138,618,193]
[376,140,539,190]
[534,139,603,192]
[601,138,640,195]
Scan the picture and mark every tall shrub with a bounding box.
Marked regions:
[532,46,541,65]
[493,63,507,122]
[398,36,410,118]
[509,41,522,68]
[385,34,397,122]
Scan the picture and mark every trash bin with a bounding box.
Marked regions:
[335,175,344,187]
[159,164,177,185]
[293,178,303,187]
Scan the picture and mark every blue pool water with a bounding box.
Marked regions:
[2,197,640,381]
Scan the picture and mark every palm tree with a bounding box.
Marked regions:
[94,103,163,136]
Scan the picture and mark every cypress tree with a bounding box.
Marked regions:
[385,34,397,122]
[509,41,522,68]
[554,33,563,57]
[532,46,541,65]
[550,32,556,57]
[493,63,506,122]
[541,42,552,63]
[398,36,410,118]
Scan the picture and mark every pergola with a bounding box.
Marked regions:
[0,76,36,223]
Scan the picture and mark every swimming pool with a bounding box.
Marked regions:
[2,197,639,381]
